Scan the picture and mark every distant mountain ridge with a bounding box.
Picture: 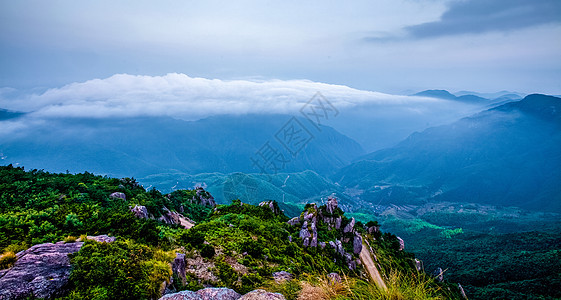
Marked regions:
[414,89,487,102]
[334,94,561,212]
[413,89,522,104]
[0,114,364,178]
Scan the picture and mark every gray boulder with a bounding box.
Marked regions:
[197,288,241,300]
[130,205,150,219]
[352,235,363,254]
[272,271,293,283]
[326,196,338,214]
[343,217,355,233]
[286,217,300,226]
[367,225,380,235]
[335,216,342,230]
[109,192,126,200]
[160,290,200,300]
[310,236,318,248]
[172,253,187,286]
[161,287,241,300]
[85,234,116,243]
[299,222,311,240]
[0,235,114,300]
[327,273,342,284]
[240,289,286,300]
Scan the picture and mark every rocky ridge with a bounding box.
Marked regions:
[286,197,373,270]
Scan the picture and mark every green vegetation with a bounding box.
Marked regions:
[377,204,561,300]
[0,165,461,299]
[64,239,175,300]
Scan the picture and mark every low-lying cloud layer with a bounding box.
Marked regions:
[0,73,441,120]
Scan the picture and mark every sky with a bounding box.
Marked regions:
[0,0,560,96]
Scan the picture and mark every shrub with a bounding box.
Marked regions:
[67,239,173,300]
[0,251,17,269]
[199,244,215,258]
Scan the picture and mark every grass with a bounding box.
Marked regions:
[0,251,17,269]
[345,270,453,300]
[259,270,452,300]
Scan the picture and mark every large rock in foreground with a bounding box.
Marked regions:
[0,235,115,300]
[160,288,285,300]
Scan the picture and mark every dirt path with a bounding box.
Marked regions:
[360,240,388,291]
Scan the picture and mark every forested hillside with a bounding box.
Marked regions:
[0,165,462,299]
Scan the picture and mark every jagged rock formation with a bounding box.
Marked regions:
[0,235,115,300]
[194,187,216,208]
[258,200,281,215]
[159,288,286,300]
[287,197,361,270]
[129,187,216,229]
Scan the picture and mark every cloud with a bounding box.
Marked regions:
[405,0,561,38]
[0,73,443,120]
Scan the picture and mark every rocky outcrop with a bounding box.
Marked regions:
[160,287,241,300]
[352,235,363,254]
[159,207,195,229]
[240,289,285,300]
[397,237,405,251]
[172,253,187,286]
[131,205,150,219]
[194,187,216,208]
[367,225,380,235]
[272,271,292,283]
[185,255,218,283]
[160,288,285,300]
[327,273,342,284]
[130,206,194,229]
[286,217,299,226]
[286,197,362,270]
[325,196,338,214]
[258,200,281,215]
[328,239,359,270]
[322,197,342,230]
[343,218,355,233]
[109,192,126,200]
[0,235,114,300]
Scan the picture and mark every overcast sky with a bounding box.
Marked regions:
[1,0,560,94]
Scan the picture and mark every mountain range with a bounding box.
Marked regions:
[0,114,364,177]
[333,94,561,212]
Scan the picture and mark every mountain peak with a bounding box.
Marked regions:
[413,89,456,100]
[495,94,561,121]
